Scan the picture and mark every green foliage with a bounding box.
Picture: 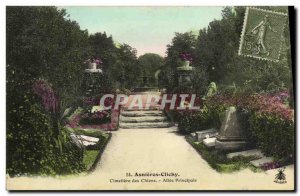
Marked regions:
[195,6,292,94]
[82,72,114,96]
[6,96,84,176]
[163,7,292,95]
[206,82,217,97]
[191,66,209,95]
[162,32,200,90]
[137,53,164,86]
[88,32,116,72]
[166,32,197,69]
[83,150,99,170]
[249,112,294,161]
[78,130,110,170]
[178,102,227,134]
[178,110,210,134]
[6,6,89,176]
[116,44,139,89]
[180,92,294,161]
[7,6,89,116]
[102,43,139,90]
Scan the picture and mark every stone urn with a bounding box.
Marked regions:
[88,62,97,69]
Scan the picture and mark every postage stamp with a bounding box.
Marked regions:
[238,7,288,62]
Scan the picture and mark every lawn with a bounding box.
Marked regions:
[66,126,111,171]
[83,150,100,170]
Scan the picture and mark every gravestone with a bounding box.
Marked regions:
[70,133,84,150]
[227,149,264,159]
[203,137,216,148]
[215,106,247,151]
[195,128,218,141]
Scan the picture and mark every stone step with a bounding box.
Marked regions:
[195,128,218,141]
[121,110,164,117]
[119,115,167,123]
[119,121,173,129]
[250,157,274,167]
[227,149,264,159]
[122,106,161,111]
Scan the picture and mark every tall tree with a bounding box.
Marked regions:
[195,6,292,93]
[162,32,197,91]
[137,53,164,86]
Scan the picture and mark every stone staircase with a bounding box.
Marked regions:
[119,106,173,129]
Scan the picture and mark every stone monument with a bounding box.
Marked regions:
[206,82,217,97]
[215,106,247,151]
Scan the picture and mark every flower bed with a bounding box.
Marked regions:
[67,108,119,131]
[79,110,111,125]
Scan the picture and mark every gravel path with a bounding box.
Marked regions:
[7,127,294,190]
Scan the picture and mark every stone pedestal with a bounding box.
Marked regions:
[83,68,103,96]
[215,106,247,151]
[84,68,102,73]
[177,64,193,87]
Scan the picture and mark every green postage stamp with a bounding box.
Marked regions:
[238,7,288,62]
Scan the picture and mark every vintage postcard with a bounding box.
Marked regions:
[6,6,295,191]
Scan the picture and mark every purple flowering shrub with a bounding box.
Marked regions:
[178,90,294,161]
[84,57,103,65]
[260,162,281,171]
[32,79,58,113]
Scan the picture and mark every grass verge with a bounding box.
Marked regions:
[66,126,111,171]
[84,132,111,172]
[83,150,99,170]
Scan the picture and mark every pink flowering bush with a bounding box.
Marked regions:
[79,110,111,125]
[178,90,294,161]
[179,52,193,62]
[67,109,119,131]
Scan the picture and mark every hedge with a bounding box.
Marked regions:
[177,92,294,161]
[249,112,294,160]
[7,94,85,176]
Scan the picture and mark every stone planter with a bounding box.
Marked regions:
[176,62,193,87]
[88,62,97,69]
